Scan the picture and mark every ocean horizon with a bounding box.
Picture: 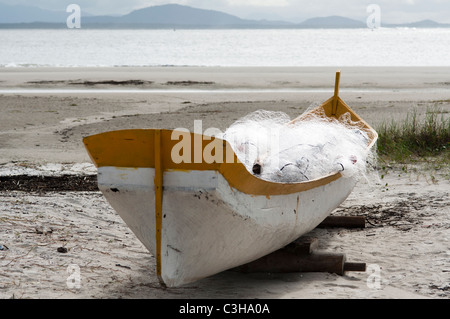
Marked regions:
[1,28,449,67]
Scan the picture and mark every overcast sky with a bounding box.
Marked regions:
[1,0,449,23]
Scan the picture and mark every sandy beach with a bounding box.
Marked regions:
[0,67,449,299]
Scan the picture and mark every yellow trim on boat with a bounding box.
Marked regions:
[83,128,347,195]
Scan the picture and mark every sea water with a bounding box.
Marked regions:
[0,28,449,67]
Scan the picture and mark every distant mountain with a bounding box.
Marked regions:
[0,3,449,29]
[82,4,287,27]
[385,19,450,28]
[113,4,248,25]
[0,3,66,23]
[297,16,366,28]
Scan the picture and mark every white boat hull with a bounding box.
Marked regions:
[98,166,356,287]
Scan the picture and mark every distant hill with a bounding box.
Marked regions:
[297,16,366,28]
[0,3,66,23]
[105,4,248,25]
[82,4,291,28]
[384,19,450,28]
[0,3,449,29]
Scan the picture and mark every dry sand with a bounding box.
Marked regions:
[0,67,449,299]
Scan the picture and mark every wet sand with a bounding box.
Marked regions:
[0,67,449,299]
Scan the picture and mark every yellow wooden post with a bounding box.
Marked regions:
[154,129,164,284]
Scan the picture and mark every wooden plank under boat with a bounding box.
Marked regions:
[83,71,378,287]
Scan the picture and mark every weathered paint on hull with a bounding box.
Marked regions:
[98,167,356,287]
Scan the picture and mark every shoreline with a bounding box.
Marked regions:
[3,66,450,90]
[2,66,450,88]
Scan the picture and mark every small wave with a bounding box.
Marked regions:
[0,62,210,68]
[1,62,51,68]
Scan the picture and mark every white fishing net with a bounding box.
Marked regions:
[221,109,376,183]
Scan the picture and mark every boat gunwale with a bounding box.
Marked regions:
[83,72,378,196]
[83,103,377,196]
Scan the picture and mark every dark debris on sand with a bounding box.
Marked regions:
[0,175,98,192]
[334,193,448,231]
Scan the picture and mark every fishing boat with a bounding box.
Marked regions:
[83,71,377,287]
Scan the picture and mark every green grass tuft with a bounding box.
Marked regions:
[376,107,449,163]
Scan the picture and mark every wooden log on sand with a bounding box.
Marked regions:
[233,237,366,275]
[318,216,366,229]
